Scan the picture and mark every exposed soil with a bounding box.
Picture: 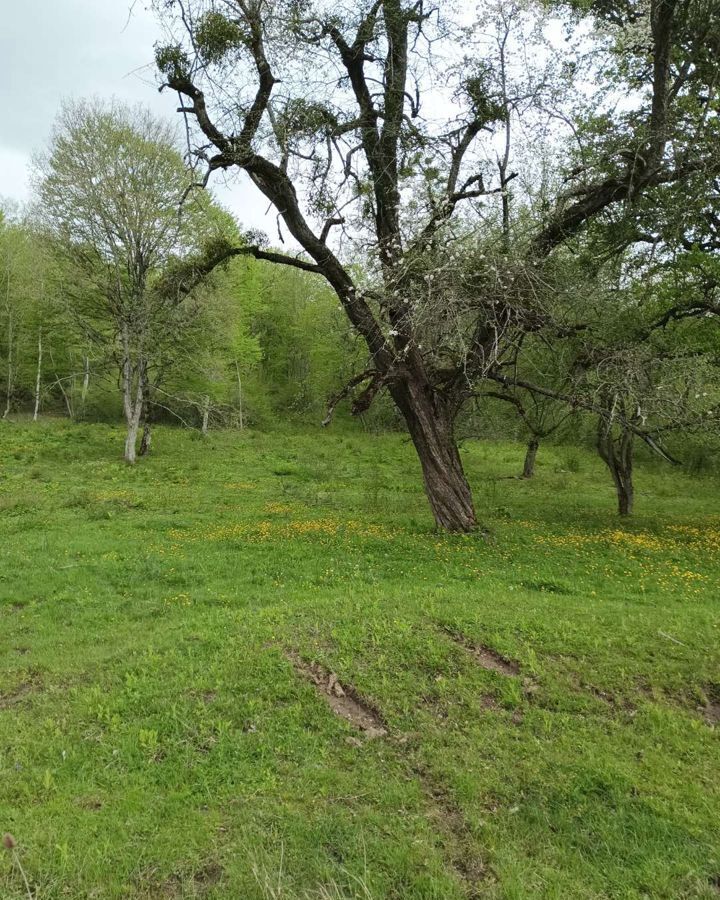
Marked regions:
[704,701,720,725]
[0,681,38,710]
[286,651,387,739]
[156,862,225,898]
[445,629,520,676]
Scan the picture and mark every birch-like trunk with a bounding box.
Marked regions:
[235,361,244,430]
[33,327,43,421]
[201,395,210,435]
[122,344,145,464]
[139,370,152,456]
[3,307,13,420]
[81,356,90,415]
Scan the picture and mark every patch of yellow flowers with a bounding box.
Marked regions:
[168,516,390,544]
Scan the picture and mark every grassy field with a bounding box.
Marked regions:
[1,420,719,899]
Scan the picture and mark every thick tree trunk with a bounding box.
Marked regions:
[523,438,539,478]
[390,375,476,532]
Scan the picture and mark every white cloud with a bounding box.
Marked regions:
[0,0,274,234]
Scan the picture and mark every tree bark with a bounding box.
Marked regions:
[33,327,43,422]
[122,352,145,465]
[598,423,634,516]
[235,361,244,430]
[523,438,539,478]
[81,355,90,416]
[3,307,13,420]
[139,422,152,456]
[139,371,152,457]
[390,375,476,532]
[201,395,210,435]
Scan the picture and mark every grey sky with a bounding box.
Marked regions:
[0,0,267,229]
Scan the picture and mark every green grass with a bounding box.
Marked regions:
[1,419,719,899]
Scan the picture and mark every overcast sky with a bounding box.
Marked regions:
[0,0,269,229]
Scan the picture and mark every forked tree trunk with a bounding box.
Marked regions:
[598,423,634,517]
[523,438,539,479]
[390,375,476,532]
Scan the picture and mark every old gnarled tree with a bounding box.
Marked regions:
[153,0,720,531]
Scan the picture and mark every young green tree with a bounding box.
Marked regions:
[34,99,240,462]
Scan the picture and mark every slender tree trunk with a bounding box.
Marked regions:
[389,375,476,532]
[522,438,539,479]
[139,370,152,457]
[81,355,90,416]
[125,417,141,464]
[3,308,13,420]
[598,423,634,516]
[124,390,143,464]
[616,473,634,516]
[235,361,244,430]
[201,395,210,436]
[33,327,43,421]
[122,353,145,465]
[139,422,152,456]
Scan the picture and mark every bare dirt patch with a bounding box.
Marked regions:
[700,684,720,725]
[150,862,225,898]
[480,694,501,711]
[287,651,387,739]
[0,679,41,710]
[704,701,720,726]
[445,629,520,676]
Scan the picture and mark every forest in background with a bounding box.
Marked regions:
[0,196,365,433]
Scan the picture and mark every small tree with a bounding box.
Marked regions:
[35,99,238,462]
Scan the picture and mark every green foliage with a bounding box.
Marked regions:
[461,63,507,129]
[194,11,248,64]
[154,43,191,80]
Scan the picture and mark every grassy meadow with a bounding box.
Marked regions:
[1,420,719,899]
